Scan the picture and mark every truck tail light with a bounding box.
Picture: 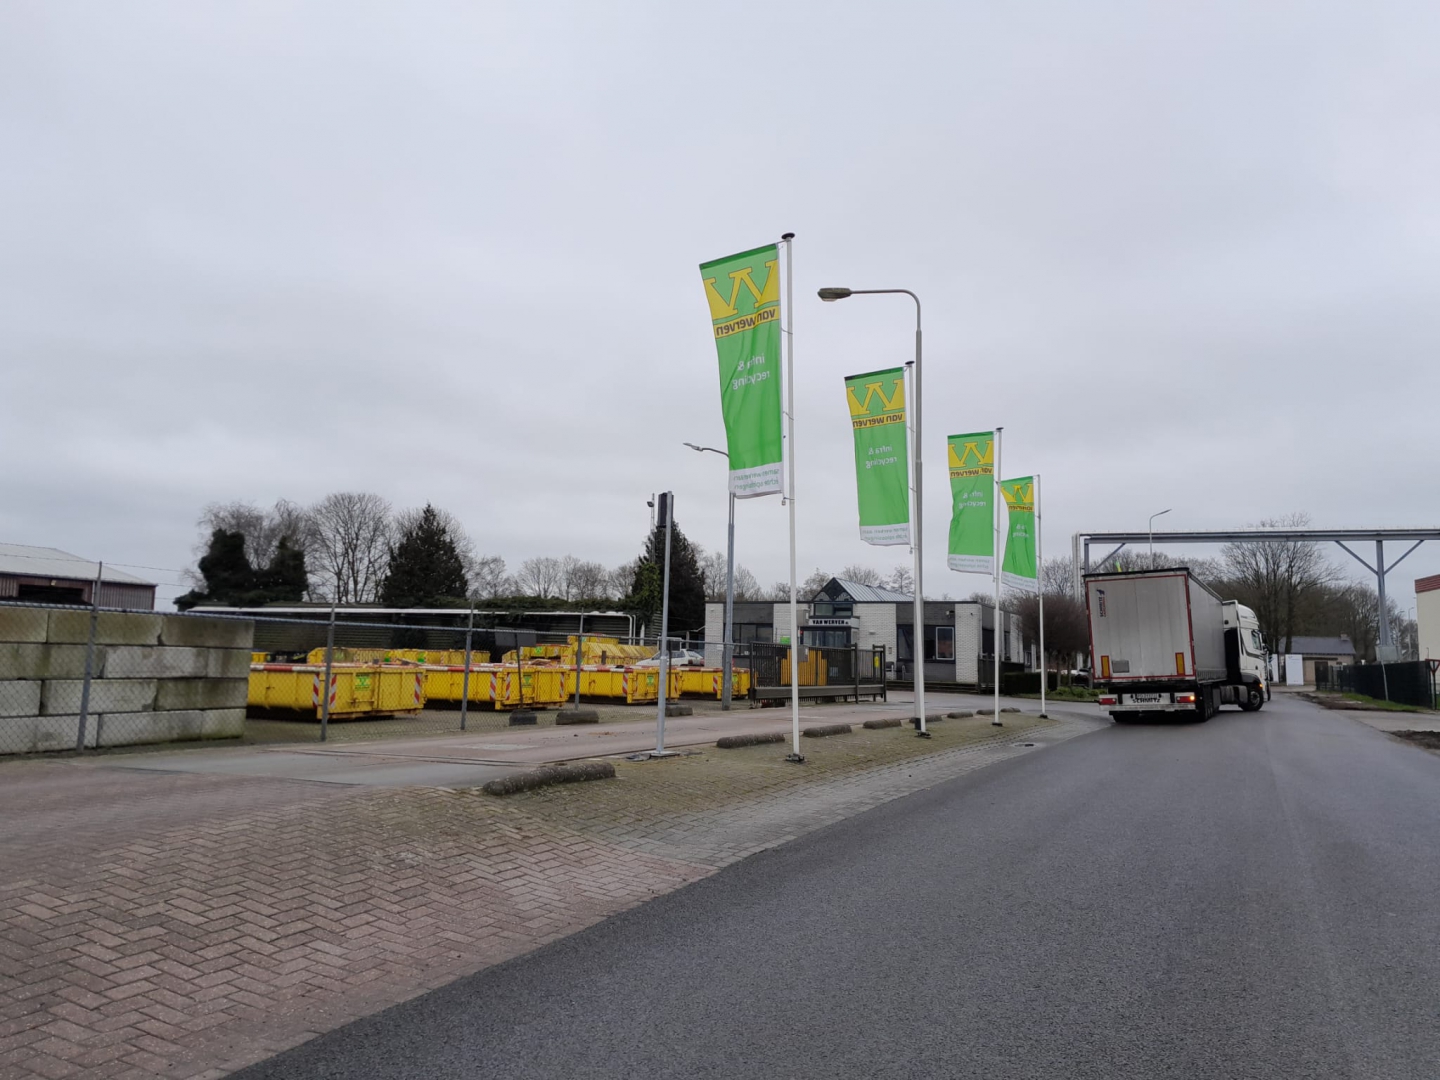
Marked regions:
[1176,692,1196,704]
[1098,695,1117,706]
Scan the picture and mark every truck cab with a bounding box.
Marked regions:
[1222,602,1268,710]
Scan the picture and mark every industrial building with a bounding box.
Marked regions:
[703,576,1028,687]
[0,544,157,610]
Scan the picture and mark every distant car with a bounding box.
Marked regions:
[635,649,705,668]
[1068,668,1092,687]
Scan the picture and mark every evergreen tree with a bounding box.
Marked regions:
[379,505,469,607]
[176,528,255,610]
[627,518,706,633]
[255,537,309,603]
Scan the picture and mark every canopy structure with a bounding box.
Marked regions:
[1070,528,1440,655]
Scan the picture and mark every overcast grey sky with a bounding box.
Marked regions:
[3,1,1438,608]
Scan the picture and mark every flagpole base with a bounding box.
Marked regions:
[915,730,932,739]
[991,720,1004,727]
[785,753,806,764]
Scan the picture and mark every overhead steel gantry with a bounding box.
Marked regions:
[1071,527,1440,653]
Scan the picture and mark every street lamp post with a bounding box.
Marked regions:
[1148,509,1172,565]
[819,286,928,737]
[685,442,736,709]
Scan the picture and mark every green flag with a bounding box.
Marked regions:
[1000,476,1037,591]
[700,245,784,497]
[844,367,910,546]
[947,431,994,574]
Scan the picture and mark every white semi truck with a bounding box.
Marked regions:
[1085,568,1268,722]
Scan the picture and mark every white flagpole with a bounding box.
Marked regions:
[1037,472,1047,718]
[782,232,802,762]
[992,426,1004,726]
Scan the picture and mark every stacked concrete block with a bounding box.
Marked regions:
[0,606,254,754]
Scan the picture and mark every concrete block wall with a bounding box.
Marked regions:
[0,607,255,755]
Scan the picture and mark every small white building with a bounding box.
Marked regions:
[1418,573,1440,662]
[704,576,1028,687]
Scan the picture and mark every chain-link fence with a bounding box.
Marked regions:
[1316,659,1438,709]
[1,599,785,755]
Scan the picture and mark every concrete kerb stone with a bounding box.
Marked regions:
[509,710,539,726]
[0,680,43,717]
[862,717,903,730]
[0,607,49,643]
[160,614,255,649]
[47,610,162,646]
[42,678,158,715]
[95,708,245,747]
[2,715,93,752]
[555,709,600,725]
[667,704,695,717]
[154,677,248,711]
[0,643,93,680]
[480,761,617,796]
[802,723,853,739]
[946,710,979,718]
[101,645,208,679]
[717,731,787,749]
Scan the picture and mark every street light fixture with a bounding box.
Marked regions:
[1148,509,1172,565]
[817,286,928,737]
[685,442,736,709]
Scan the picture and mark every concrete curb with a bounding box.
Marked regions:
[862,718,903,730]
[508,711,538,726]
[480,762,616,796]
[716,732,787,749]
[945,710,977,718]
[802,724,853,739]
[666,705,695,717]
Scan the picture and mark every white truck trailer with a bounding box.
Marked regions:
[1085,568,1268,722]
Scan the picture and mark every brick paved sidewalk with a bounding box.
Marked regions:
[0,712,1100,1079]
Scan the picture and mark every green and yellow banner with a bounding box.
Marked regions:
[844,367,910,546]
[700,245,784,497]
[1000,476,1037,591]
[947,431,994,574]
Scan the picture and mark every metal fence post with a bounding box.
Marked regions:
[320,603,336,742]
[459,605,474,732]
[75,562,103,751]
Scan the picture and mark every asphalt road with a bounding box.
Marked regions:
[237,693,1440,1079]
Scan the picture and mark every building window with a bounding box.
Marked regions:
[982,627,994,657]
[934,626,954,661]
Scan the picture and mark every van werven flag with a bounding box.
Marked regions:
[947,431,995,573]
[844,367,911,546]
[700,245,784,497]
[1001,476,1038,591]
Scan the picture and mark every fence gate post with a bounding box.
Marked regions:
[320,603,336,742]
[75,562,103,751]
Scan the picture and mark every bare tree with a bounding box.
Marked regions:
[561,558,609,602]
[1041,556,1076,595]
[800,568,832,599]
[887,566,914,595]
[517,556,564,599]
[308,492,392,603]
[1011,590,1091,675]
[1221,513,1337,653]
[606,560,639,602]
[732,566,761,601]
[469,554,510,600]
[695,545,731,601]
[841,564,886,587]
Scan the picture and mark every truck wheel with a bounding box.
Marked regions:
[1239,686,1264,712]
